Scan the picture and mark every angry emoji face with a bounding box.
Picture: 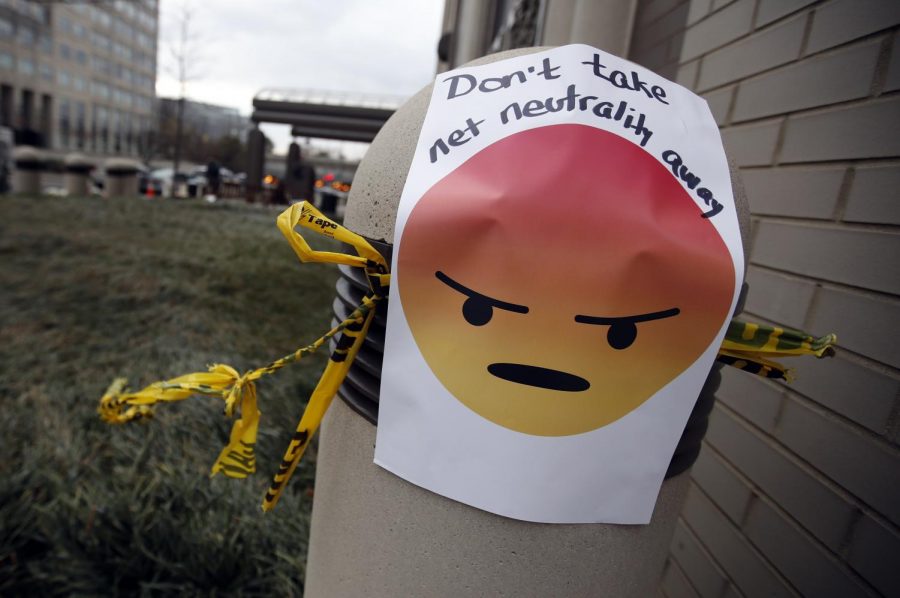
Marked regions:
[397,124,734,436]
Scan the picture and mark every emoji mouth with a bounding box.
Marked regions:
[487,363,590,392]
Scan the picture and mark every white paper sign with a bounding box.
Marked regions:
[373,44,743,524]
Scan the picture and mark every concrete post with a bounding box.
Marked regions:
[285,141,300,192]
[12,145,46,195]
[304,48,750,597]
[64,153,93,197]
[452,0,493,67]
[104,158,140,198]
[541,0,638,56]
[246,127,265,203]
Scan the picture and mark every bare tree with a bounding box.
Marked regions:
[165,0,204,194]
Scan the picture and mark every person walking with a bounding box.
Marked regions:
[205,159,221,201]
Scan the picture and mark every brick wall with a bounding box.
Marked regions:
[630,1,900,596]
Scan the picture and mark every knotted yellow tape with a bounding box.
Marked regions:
[716,320,836,382]
[99,363,260,477]
[98,201,835,511]
[99,201,388,510]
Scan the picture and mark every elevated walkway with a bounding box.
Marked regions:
[251,89,405,143]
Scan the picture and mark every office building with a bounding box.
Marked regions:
[0,0,157,156]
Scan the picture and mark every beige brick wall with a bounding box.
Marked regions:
[630,1,900,596]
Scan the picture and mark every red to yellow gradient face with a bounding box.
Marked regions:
[398,124,735,436]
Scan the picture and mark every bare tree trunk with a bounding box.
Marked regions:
[171,97,184,198]
[165,1,202,198]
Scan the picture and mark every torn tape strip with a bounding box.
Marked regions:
[99,202,387,509]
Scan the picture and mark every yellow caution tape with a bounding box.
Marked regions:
[99,201,388,510]
[98,201,834,510]
[716,320,836,381]
[99,363,261,478]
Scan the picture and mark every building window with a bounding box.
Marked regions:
[0,17,13,38]
[1,84,13,127]
[118,21,135,40]
[39,94,52,146]
[94,105,110,153]
[39,62,53,82]
[99,82,110,101]
[0,50,12,70]
[59,43,70,59]
[92,31,111,52]
[59,98,71,149]
[18,57,35,76]
[26,2,46,23]
[75,101,86,148]
[111,110,121,152]
[20,88,35,130]
[112,40,129,60]
[17,26,34,46]
[96,8,112,29]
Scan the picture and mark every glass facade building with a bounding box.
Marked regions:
[0,0,157,156]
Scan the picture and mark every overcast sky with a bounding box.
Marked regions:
[155,0,445,156]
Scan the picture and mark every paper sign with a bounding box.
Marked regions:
[374,44,743,524]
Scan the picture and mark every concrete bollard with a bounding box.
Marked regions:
[304,48,751,597]
[105,158,140,198]
[12,146,46,195]
[64,153,94,197]
[246,127,265,203]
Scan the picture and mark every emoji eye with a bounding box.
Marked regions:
[436,271,529,325]
[575,307,680,350]
[607,322,637,350]
[462,296,493,326]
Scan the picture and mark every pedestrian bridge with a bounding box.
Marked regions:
[251,89,406,143]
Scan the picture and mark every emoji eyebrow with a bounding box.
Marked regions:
[574,307,680,325]
[435,271,529,313]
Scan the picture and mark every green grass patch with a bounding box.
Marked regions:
[0,196,341,595]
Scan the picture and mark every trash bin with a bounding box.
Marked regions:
[12,146,46,195]
[64,153,93,197]
[305,47,751,597]
[104,158,140,198]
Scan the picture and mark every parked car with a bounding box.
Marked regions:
[186,170,206,197]
[150,168,189,197]
[219,167,236,184]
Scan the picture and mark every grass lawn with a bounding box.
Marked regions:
[0,195,341,595]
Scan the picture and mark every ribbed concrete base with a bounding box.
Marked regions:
[13,170,42,195]
[106,175,138,198]
[305,398,690,598]
[65,173,91,197]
